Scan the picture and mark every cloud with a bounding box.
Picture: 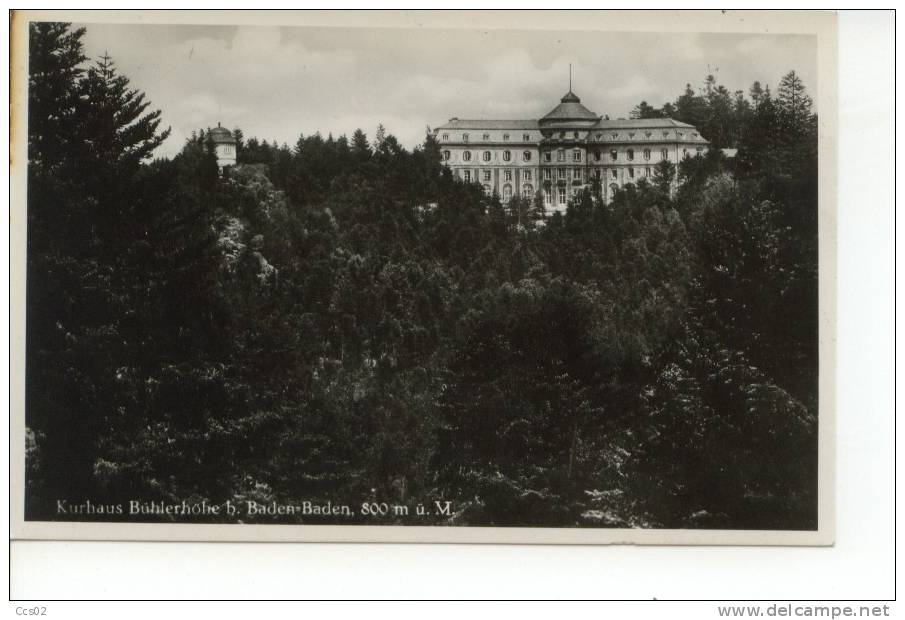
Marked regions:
[75,23,818,159]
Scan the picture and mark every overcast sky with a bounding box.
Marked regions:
[75,22,817,159]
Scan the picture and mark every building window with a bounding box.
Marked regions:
[594,150,601,161]
[643,149,651,161]
[557,150,565,162]
[544,152,552,163]
[544,188,552,204]
[594,169,601,179]
[442,133,449,141]
[503,133,510,141]
[627,149,634,161]
[682,148,688,157]
[645,167,651,177]
[610,150,618,161]
[522,183,533,196]
[573,131,579,139]
[661,148,668,160]
[463,170,471,182]
[483,133,490,140]
[572,149,581,162]
[524,171,532,181]
[483,184,492,195]
[596,133,603,141]
[504,170,512,181]
[523,151,532,162]
[573,168,581,180]
[559,131,565,139]
[483,170,492,182]
[443,150,450,161]
[696,146,704,153]
[463,133,469,142]
[610,183,619,195]
[558,169,566,180]
[482,151,491,162]
[503,150,511,162]
[462,151,472,162]
[503,184,513,201]
[629,168,635,178]
[544,169,552,180]
[523,133,530,141]
[611,169,617,179]
[558,188,567,205]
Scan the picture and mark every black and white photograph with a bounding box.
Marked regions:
[11,9,837,545]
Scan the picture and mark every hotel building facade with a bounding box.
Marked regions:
[434,89,709,214]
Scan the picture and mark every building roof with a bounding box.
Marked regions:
[209,124,235,144]
[435,92,705,138]
[595,118,696,129]
[539,90,600,124]
[436,119,540,130]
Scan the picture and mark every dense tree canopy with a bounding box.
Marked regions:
[26,23,819,529]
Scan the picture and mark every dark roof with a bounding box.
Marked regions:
[540,90,599,123]
[209,125,235,144]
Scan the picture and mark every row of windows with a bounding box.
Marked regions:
[445,146,703,164]
[441,130,700,142]
[447,150,534,163]
[464,169,535,183]
[465,167,661,184]
[442,132,534,142]
[540,184,625,206]
[480,183,536,200]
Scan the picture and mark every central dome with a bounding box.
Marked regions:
[539,90,599,125]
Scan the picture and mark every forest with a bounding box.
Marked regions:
[25,22,819,529]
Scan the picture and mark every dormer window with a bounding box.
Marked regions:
[573,131,579,139]
[443,150,450,161]
[442,133,449,141]
[523,133,530,141]
[629,132,635,139]
[612,133,618,139]
[463,133,469,142]
[503,133,510,141]
[662,131,669,138]
[645,131,652,138]
[483,133,490,140]
[596,134,602,141]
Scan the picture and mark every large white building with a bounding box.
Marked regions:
[435,89,708,214]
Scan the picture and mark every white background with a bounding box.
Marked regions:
[6,8,897,608]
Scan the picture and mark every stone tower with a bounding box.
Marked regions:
[209,123,237,170]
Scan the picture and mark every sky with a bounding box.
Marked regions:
[75,21,818,159]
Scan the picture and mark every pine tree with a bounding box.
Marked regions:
[27,22,87,174]
[776,70,814,135]
[351,128,371,160]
